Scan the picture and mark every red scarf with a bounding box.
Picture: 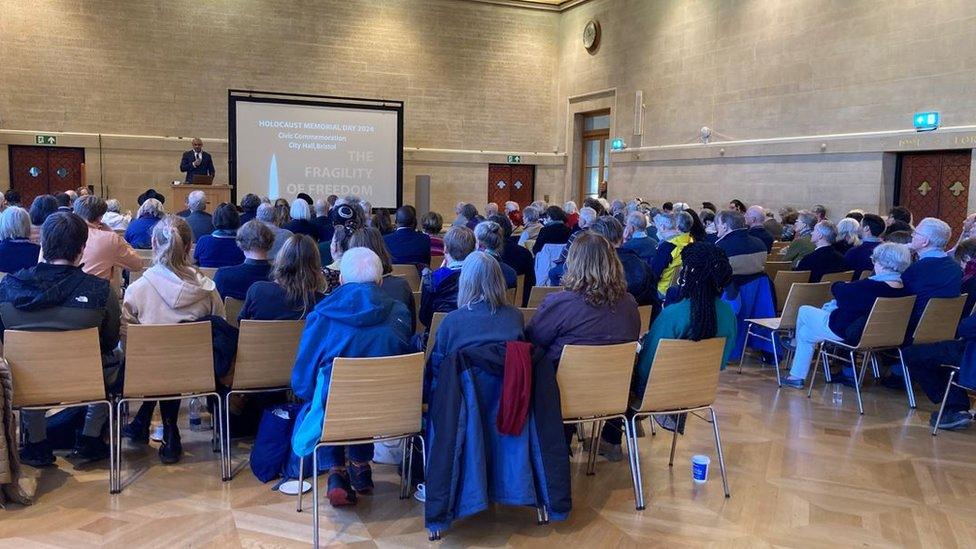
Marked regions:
[496,341,533,436]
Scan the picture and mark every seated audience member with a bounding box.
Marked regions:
[651,211,694,298]
[526,232,641,366]
[73,195,143,281]
[812,204,828,222]
[564,201,580,229]
[505,201,522,227]
[622,211,658,263]
[180,190,214,242]
[517,206,543,247]
[777,208,798,241]
[428,251,524,395]
[121,215,225,463]
[884,230,912,244]
[0,206,41,273]
[324,204,367,293]
[610,200,626,225]
[350,227,415,330]
[590,216,656,305]
[903,217,962,335]
[728,199,747,214]
[532,206,572,255]
[745,206,774,252]
[782,210,817,266]
[3,189,21,209]
[369,209,395,235]
[239,193,261,225]
[0,212,121,466]
[700,210,718,243]
[194,203,246,268]
[764,210,784,240]
[547,206,597,285]
[701,201,717,213]
[422,211,445,257]
[125,198,165,250]
[884,220,914,239]
[780,243,912,388]
[420,226,476,328]
[283,199,320,241]
[457,203,482,230]
[240,234,325,321]
[846,210,865,223]
[485,202,500,218]
[887,205,913,227]
[844,213,885,279]
[255,202,294,259]
[272,202,291,227]
[384,206,432,266]
[290,247,413,507]
[137,188,166,207]
[491,213,535,302]
[296,193,314,206]
[213,220,274,300]
[683,207,708,243]
[29,194,59,244]
[833,217,860,255]
[714,209,768,285]
[55,192,72,211]
[312,198,334,242]
[600,242,737,457]
[474,220,518,289]
[796,220,848,282]
[102,199,130,230]
[957,239,976,318]
[583,197,608,217]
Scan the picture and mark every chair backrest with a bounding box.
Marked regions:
[858,270,872,280]
[855,296,917,349]
[635,338,726,413]
[519,307,537,325]
[556,342,638,419]
[391,264,421,292]
[764,261,792,281]
[912,294,968,345]
[4,328,106,408]
[224,297,244,328]
[820,270,854,284]
[430,255,445,271]
[321,352,424,442]
[523,239,536,252]
[198,267,217,280]
[515,274,526,306]
[527,286,561,309]
[425,311,448,360]
[506,287,517,305]
[778,282,833,330]
[232,320,305,390]
[771,241,789,252]
[637,305,652,336]
[124,322,215,397]
[412,290,423,334]
[773,270,810,313]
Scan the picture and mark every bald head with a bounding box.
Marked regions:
[745,205,765,227]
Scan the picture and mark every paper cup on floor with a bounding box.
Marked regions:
[277,480,312,495]
[691,455,710,483]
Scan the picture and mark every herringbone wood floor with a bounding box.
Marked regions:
[2,360,976,548]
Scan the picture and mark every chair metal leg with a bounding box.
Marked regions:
[112,399,125,494]
[649,418,656,436]
[626,417,645,510]
[807,347,824,398]
[586,421,602,475]
[398,437,409,499]
[223,392,233,480]
[871,352,881,379]
[857,351,871,387]
[897,348,916,409]
[771,331,781,387]
[417,434,428,472]
[852,350,865,415]
[213,396,229,481]
[667,420,679,467]
[536,504,550,525]
[405,436,415,500]
[932,370,956,436]
[297,455,305,512]
[312,447,320,548]
[107,402,116,495]
[738,326,752,374]
[709,407,731,498]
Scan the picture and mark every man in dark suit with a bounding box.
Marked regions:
[179,137,215,182]
[384,206,431,266]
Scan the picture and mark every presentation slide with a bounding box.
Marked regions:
[233,99,401,208]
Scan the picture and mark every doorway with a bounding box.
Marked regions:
[488,164,535,209]
[8,145,86,206]
[896,151,971,238]
[578,111,610,204]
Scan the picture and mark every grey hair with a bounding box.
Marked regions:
[474,220,504,253]
[235,219,275,252]
[485,202,499,216]
[871,242,911,273]
[653,212,677,231]
[339,246,383,284]
[188,190,207,212]
[105,199,122,213]
[290,199,312,221]
[626,211,647,230]
[0,206,31,240]
[590,216,625,244]
[73,195,107,223]
[504,201,519,213]
[813,220,838,244]
[563,201,578,214]
[676,211,694,233]
[313,198,329,216]
[716,210,746,230]
[579,206,598,228]
[256,203,275,222]
[457,251,508,313]
[610,199,625,213]
[836,217,860,244]
[523,206,540,224]
[136,198,165,219]
[796,211,818,231]
[915,217,952,249]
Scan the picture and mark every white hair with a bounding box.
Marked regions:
[871,242,911,273]
[654,212,677,232]
[504,201,519,213]
[578,207,598,228]
[915,217,951,249]
[836,217,860,244]
[340,247,383,284]
[290,199,312,221]
[626,211,647,230]
[188,190,207,212]
[136,198,165,219]
[0,206,31,240]
[563,201,578,214]
[106,199,122,213]
[485,202,499,216]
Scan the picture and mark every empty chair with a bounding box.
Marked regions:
[527,286,562,309]
[773,270,810,313]
[820,270,855,284]
[764,261,792,283]
[391,264,421,292]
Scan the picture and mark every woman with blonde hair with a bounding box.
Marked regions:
[239,234,325,321]
[121,215,225,464]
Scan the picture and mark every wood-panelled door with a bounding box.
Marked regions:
[9,146,85,206]
[488,164,534,209]
[898,151,971,238]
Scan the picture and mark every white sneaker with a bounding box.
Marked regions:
[150,425,164,442]
[414,483,426,502]
[372,440,404,465]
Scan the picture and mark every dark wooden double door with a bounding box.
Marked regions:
[487,164,534,209]
[898,151,971,238]
[8,145,86,207]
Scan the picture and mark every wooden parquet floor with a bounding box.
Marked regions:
[3,360,976,548]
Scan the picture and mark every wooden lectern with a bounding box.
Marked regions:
[171,184,232,210]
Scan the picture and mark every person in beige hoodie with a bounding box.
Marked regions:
[121,215,225,464]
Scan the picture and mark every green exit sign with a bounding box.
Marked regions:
[35,135,57,145]
[507,155,521,163]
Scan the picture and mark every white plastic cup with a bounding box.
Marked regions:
[691,455,710,483]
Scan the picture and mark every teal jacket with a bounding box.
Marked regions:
[633,297,737,397]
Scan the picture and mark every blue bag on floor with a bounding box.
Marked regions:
[250,403,301,483]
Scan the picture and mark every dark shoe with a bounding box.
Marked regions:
[781,376,804,389]
[122,418,150,444]
[348,462,374,494]
[829,371,857,388]
[159,425,183,464]
[930,410,973,431]
[327,471,358,506]
[71,435,109,462]
[19,440,56,467]
[654,413,687,435]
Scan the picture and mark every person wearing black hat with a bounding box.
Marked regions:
[137,188,166,206]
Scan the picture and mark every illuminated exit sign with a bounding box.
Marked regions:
[914,112,940,132]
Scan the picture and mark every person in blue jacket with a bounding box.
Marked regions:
[0,206,41,274]
[194,203,245,268]
[290,247,413,507]
[383,205,431,266]
[124,198,165,250]
[419,226,476,329]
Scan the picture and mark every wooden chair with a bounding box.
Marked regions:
[391,264,421,292]
[527,286,561,309]
[773,270,810,313]
[771,241,789,253]
[224,297,244,328]
[820,270,855,284]
[430,255,445,271]
[296,352,425,547]
[739,282,833,386]
[764,261,792,283]
[523,239,536,252]
[807,296,916,414]
[556,342,642,509]
[115,322,225,491]
[412,290,423,334]
[198,267,218,280]
[514,274,526,307]
[933,365,976,436]
[858,270,872,280]
[506,287,517,305]
[425,311,448,361]
[519,307,537,325]
[221,320,305,478]
[637,305,653,337]
[4,328,117,493]
[629,338,730,508]
[911,295,968,345]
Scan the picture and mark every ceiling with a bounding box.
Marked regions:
[462,0,591,12]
